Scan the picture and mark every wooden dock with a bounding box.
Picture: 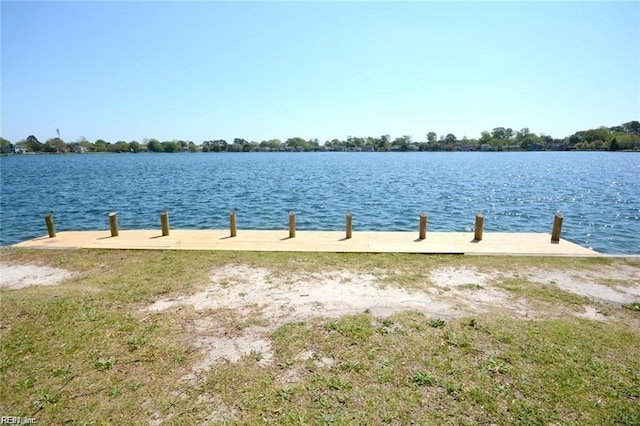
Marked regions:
[12,229,598,256]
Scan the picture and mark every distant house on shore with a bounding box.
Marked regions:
[548,143,568,151]
[2,143,27,154]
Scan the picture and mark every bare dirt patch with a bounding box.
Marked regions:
[427,266,525,314]
[147,265,461,376]
[145,262,640,377]
[520,267,640,305]
[576,305,610,322]
[0,262,74,290]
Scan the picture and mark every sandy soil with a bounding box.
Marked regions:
[144,263,639,379]
[0,262,75,290]
[2,259,638,378]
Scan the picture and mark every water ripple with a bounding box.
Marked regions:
[1,152,639,253]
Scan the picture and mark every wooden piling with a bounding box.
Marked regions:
[474,213,484,241]
[289,211,296,238]
[345,213,353,239]
[419,213,428,240]
[45,213,56,238]
[160,211,170,236]
[229,211,237,237]
[551,212,563,242]
[109,212,119,237]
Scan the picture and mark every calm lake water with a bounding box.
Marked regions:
[1,152,638,254]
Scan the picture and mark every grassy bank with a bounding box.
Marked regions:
[1,248,639,425]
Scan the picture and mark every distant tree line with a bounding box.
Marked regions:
[2,121,639,155]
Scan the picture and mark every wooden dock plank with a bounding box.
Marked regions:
[11,229,598,256]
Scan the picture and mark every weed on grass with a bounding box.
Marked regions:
[410,371,436,386]
[93,358,116,371]
[429,317,446,328]
[625,302,640,312]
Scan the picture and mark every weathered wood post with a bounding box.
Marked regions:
[419,213,428,240]
[551,212,563,242]
[474,213,484,241]
[45,213,56,238]
[109,212,119,237]
[345,212,353,239]
[160,211,170,236]
[288,211,296,238]
[229,211,237,237]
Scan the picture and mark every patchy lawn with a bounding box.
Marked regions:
[1,249,639,424]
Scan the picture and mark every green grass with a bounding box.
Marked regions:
[1,248,639,424]
[219,313,639,425]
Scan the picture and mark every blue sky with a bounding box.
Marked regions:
[2,1,638,144]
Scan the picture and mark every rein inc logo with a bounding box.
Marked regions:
[0,417,36,424]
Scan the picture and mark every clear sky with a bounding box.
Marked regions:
[1,1,639,144]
